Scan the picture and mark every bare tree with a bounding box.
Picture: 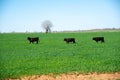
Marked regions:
[41,20,53,33]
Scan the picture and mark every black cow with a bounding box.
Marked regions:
[64,38,76,43]
[27,37,39,44]
[92,37,104,43]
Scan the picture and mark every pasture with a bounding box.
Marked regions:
[0,31,120,79]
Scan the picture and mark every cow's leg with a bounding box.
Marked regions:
[101,40,104,43]
[100,40,102,43]
[96,41,98,43]
[36,41,38,44]
[103,39,104,43]
[73,40,75,43]
[66,41,69,43]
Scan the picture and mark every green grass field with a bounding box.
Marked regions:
[0,31,120,79]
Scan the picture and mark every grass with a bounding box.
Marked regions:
[0,31,120,79]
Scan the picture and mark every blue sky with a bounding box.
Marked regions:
[0,0,120,32]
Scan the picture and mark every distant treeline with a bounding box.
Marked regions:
[0,28,120,33]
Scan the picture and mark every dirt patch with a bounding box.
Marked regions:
[6,72,120,80]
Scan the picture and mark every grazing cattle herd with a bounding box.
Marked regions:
[27,36,104,44]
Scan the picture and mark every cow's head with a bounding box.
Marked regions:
[27,37,31,40]
[92,37,96,41]
[64,38,67,41]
